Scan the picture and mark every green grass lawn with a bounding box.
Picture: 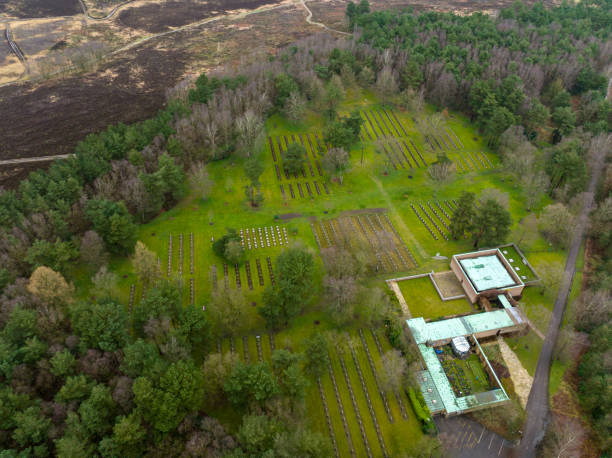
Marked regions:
[397,275,473,320]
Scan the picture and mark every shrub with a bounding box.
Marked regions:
[408,387,435,434]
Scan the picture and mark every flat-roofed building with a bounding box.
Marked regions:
[450,249,525,303]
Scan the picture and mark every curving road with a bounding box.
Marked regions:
[516,146,606,457]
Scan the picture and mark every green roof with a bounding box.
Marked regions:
[407,310,516,344]
[459,254,517,292]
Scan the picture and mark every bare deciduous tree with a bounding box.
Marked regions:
[27,266,73,306]
[380,349,407,392]
[573,289,611,332]
[323,276,357,323]
[539,203,574,249]
[188,162,213,201]
[538,262,564,298]
[131,241,160,288]
[428,161,456,182]
[91,265,119,298]
[523,169,549,210]
[375,66,399,105]
[284,91,307,124]
[80,230,108,268]
[236,109,264,156]
[203,352,240,401]
[542,416,586,458]
[478,188,509,209]
[399,87,425,113]
[322,147,351,184]
[207,289,249,338]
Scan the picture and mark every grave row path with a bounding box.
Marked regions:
[409,200,458,241]
[311,214,417,272]
[359,109,480,169]
[367,329,410,421]
[268,133,324,177]
[449,151,493,173]
[359,109,499,176]
[280,180,329,200]
[360,109,407,141]
[210,258,275,291]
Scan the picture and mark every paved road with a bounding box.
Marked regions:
[436,416,513,458]
[516,146,606,457]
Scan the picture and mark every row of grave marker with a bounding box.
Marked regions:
[240,226,289,250]
[210,256,275,291]
[451,151,494,173]
[410,200,458,241]
[312,213,417,272]
[268,132,327,162]
[360,108,411,141]
[280,180,329,199]
[360,109,465,154]
[274,161,323,181]
[377,137,427,170]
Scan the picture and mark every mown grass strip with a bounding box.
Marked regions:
[327,356,359,457]
[339,350,376,457]
[350,345,389,457]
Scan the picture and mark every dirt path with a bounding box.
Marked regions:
[78,0,136,20]
[497,336,532,409]
[299,0,349,35]
[524,317,545,340]
[517,146,606,457]
[0,154,72,165]
[387,280,411,318]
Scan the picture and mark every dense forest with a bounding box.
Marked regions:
[0,0,610,455]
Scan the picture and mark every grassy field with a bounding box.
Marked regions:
[88,86,580,443]
[397,275,473,319]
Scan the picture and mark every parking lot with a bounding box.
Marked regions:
[435,416,514,458]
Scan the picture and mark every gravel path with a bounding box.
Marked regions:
[497,336,532,409]
[387,280,411,318]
